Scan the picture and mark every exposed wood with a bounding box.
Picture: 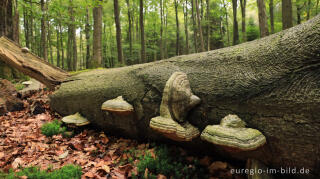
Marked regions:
[0,36,70,89]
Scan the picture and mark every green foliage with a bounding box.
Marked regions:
[14,83,25,91]
[41,120,66,137]
[2,164,82,179]
[137,145,209,179]
[246,18,259,41]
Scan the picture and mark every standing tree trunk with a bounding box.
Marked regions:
[206,0,210,51]
[282,0,293,30]
[183,0,189,54]
[296,0,303,25]
[223,0,230,46]
[48,21,53,65]
[93,1,103,67]
[59,23,64,70]
[85,7,90,69]
[232,0,239,45]
[174,0,180,56]
[160,0,164,59]
[126,0,133,59]
[113,0,124,65]
[269,0,274,34]
[195,0,205,52]
[56,26,61,68]
[139,0,146,63]
[306,0,311,20]
[317,0,319,14]
[191,0,198,53]
[240,0,246,42]
[71,1,77,71]
[23,6,30,48]
[40,0,48,61]
[12,0,19,43]
[257,0,269,37]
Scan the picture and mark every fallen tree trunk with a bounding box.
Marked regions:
[51,15,320,178]
[0,37,69,89]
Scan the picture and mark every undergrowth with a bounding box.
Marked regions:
[41,120,66,137]
[0,164,82,179]
[134,145,209,179]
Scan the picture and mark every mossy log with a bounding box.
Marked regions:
[50,15,320,178]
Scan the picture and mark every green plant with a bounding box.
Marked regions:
[3,164,82,179]
[41,120,66,137]
[14,83,25,91]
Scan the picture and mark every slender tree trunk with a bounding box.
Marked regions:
[306,0,311,20]
[59,23,64,69]
[232,0,239,45]
[23,5,30,48]
[257,0,269,37]
[79,26,83,70]
[85,7,90,69]
[296,0,302,25]
[282,0,293,30]
[30,2,34,51]
[317,0,319,14]
[56,26,61,68]
[240,0,246,42]
[223,0,230,46]
[93,1,103,67]
[160,0,164,59]
[191,0,198,53]
[269,0,274,34]
[12,0,19,43]
[48,21,53,65]
[174,0,180,56]
[126,0,133,59]
[71,3,77,71]
[206,0,210,51]
[140,0,146,63]
[40,0,48,61]
[195,0,205,52]
[183,0,189,54]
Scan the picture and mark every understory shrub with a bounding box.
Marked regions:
[41,120,66,137]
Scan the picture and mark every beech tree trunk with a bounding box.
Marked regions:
[92,2,103,67]
[240,0,246,42]
[257,0,269,37]
[195,0,205,52]
[282,0,293,29]
[174,0,180,56]
[139,0,146,63]
[269,0,274,33]
[40,0,47,61]
[50,15,320,178]
[232,0,239,45]
[114,0,124,65]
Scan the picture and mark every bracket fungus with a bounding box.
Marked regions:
[201,114,266,151]
[101,96,134,116]
[61,112,90,126]
[150,72,201,141]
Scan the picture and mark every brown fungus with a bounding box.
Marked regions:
[101,96,134,116]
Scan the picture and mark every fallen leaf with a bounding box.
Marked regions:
[59,150,69,159]
[208,161,228,174]
[83,171,95,178]
[157,174,167,179]
[12,158,24,169]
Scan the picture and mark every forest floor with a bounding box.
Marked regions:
[0,90,246,179]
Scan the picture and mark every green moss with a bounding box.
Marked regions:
[41,120,66,137]
[1,164,82,179]
[14,83,25,91]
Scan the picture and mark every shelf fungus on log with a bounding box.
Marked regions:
[101,96,134,116]
[150,72,201,141]
[201,114,266,151]
[61,112,90,126]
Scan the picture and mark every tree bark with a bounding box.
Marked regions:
[92,1,103,67]
[191,0,198,53]
[240,0,246,42]
[40,0,47,61]
[269,0,274,34]
[126,0,133,59]
[85,7,90,69]
[307,0,311,20]
[56,26,61,68]
[282,0,293,30]
[206,0,210,50]
[174,0,180,56]
[160,0,164,59]
[113,0,124,65]
[223,0,230,46]
[183,0,189,54]
[139,0,146,63]
[50,16,320,178]
[195,0,205,52]
[232,0,239,45]
[257,0,269,37]
[0,37,70,89]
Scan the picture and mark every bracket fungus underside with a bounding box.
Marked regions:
[150,72,201,141]
[61,112,90,126]
[201,114,266,151]
[101,96,134,116]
